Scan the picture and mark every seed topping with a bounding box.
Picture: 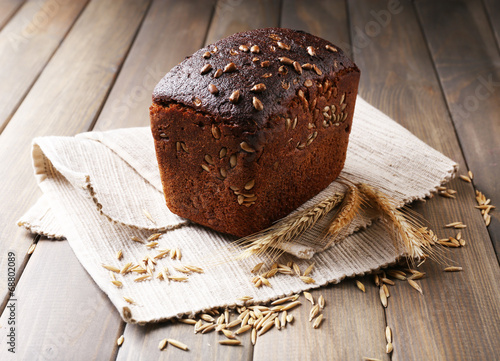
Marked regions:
[251,83,266,93]
[214,68,223,78]
[307,46,316,56]
[239,44,249,52]
[212,124,221,139]
[250,45,260,53]
[201,63,212,74]
[208,84,219,95]
[325,44,338,52]
[224,62,237,73]
[240,141,255,153]
[279,56,294,66]
[277,41,291,50]
[202,51,211,59]
[293,61,302,74]
[229,90,241,104]
[252,97,263,111]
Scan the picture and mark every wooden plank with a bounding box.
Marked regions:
[0,0,151,358]
[0,0,89,132]
[349,0,500,360]
[0,0,24,30]
[251,1,389,360]
[253,279,389,361]
[204,0,281,45]
[94,0,216,131]
[483,0,500,50]
[104,1,252,360]
[281,0,350,51]
[415,0,500,256]
[95,0,252,360]
[0,240,121,360]
[116,317,252,361]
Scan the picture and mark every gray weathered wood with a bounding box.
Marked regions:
[0,0,151,358]
[349,0,500,359]
[251,2,388,360]
[0,0,88,130]
[0,0,88,132]
[483,0,500,51]
[0,240,121,360]
[116,317,252,361]
[0,0,24,30]
[205,0,281,45]
[415,0,500,257]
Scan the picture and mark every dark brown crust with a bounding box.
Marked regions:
[150,28,360,237]
[153,28,358,133]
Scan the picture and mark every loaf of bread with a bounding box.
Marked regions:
[150,28,360,237]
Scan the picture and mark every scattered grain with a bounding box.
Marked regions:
[444,266,463,272]
[158,338,168,350]
[309,305,320,321]
[356,280,366,292]
[219,339,241,346]
[27,243,36,255]
[130,236,144,244]
[102,264,120,273]
[408,279,423,294]
[304,292,314,305]
[386,326,392,343]
[318,295,325,309]
[379,287,388,307]
[117,335,124,346]
[313,314,323,329]
[303,262,315,277]
[167,339,188,351]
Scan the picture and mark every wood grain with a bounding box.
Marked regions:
[204,0,281,45]
[349,0,500,359]
[0,0,151,358]
[0,0,151,297]
[0,0,24,30]
[415,0,500,256]
[281,0,350,54]
[94,0,216,131]
[0,0,88,132]
[251,2,388,360]
[483,0,500,50]
[116,317,252,361]
[0,240,121,360]
[253,279,389,361]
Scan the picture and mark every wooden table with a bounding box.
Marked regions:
[1,0,499,360]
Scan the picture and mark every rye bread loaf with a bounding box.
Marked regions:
[150,28,360,237]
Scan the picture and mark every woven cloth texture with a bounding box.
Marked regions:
[18,97,457,323]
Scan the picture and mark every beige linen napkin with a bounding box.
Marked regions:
[18,97,457,323]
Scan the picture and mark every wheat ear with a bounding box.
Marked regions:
[322,184,363,248]
[234,193,345,261]
[358,183,433,259]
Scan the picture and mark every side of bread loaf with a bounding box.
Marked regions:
[150,28,360,237]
